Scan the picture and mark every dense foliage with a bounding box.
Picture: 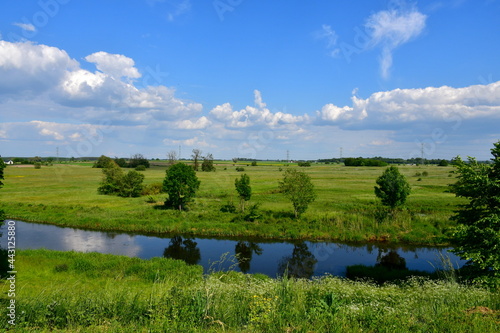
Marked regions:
[163,163,200,211]
[128,153,150,169]
[279,169,316,218]
[97,161,144,197]
[374,166,411,209]
[92,155,115,168]
[235,173,251,212]
[201,153,216,172]
[0,159,5,189]
[345,157,388,167]
[450,141,500,284]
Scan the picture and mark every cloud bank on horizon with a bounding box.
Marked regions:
[0,0,499,160]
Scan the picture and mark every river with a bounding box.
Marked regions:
[0,220,465,278]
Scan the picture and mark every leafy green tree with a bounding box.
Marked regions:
[128,153,150,169]
[0,159,5,189]
[279,169,316,218]
[438,159,449,167]
[449,141,500,283]
[93,155,114,168]
[374,166,411,209]
[163,163,200,211]
[119,170,145,197]
[235,174,251,212]
[201,153,216,172]
[98,161,124,195]
[114,157,128,168]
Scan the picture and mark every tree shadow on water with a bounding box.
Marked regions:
[163,236,201,265]
[235,241,263,273]
[277,242,318,279]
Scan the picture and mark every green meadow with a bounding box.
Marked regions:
[2,162,499,332]
[0,161,464,244]
[1,249,498,332]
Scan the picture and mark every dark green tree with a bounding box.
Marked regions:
[97,161,124,195]
[374,166,411,209]
[128,153,150,169]
[119,170,145,197]
[0,159,5,189]
[93,155,114,168]
[163,163,200,211]
[201,153,216,172]
[114,157,128,168]
[235,174,251,212]
[279,169,316,218]
[449,141,500,283]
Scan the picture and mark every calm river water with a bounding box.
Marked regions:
[0,220,465,278]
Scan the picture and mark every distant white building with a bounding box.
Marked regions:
[5,160,13,165]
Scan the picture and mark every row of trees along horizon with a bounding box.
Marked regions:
[2,154,495,166]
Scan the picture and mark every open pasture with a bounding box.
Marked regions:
[0,162,464,244]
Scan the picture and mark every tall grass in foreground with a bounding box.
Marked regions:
[1,250,498,332]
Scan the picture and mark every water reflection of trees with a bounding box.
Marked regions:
[235,241,263,273]
[278,242,318,279]
[376,249,407,270]
[163,236,201,265]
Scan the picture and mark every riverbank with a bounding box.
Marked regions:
[1,249,498,332]
[0,162,464,245]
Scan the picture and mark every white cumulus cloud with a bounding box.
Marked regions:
[0,41,77,96]
[365,6,427,78]
[316,81,500,129]
[209,90,308,129]
[85,51,141,81]
[0,41,202,125]
[176,116,211,129]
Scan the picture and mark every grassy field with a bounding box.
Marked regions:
[1,249,498,332]
[0,161,465,244]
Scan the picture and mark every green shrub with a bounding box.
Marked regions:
[141,182,164,195]
[135,165,146,171]
[236,167,245,172]
[220,202,236,213]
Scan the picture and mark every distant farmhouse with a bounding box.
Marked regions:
[4,160,13,165]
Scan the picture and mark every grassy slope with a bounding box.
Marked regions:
[1,249,498,332]
[0,162,465,244]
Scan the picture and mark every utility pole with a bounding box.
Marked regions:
[178,145,181,160]
[56,147,59,163]
[340,147,343,160]
[286,150,290,163]
[421,143,424,165]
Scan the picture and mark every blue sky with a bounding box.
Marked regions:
[0,0,499,160]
